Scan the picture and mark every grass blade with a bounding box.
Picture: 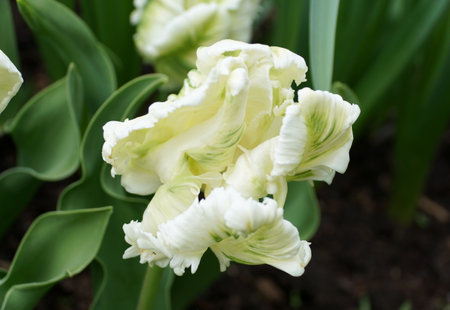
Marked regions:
[309,0,340,91]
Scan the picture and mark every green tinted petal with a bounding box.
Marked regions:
[141,170,203,234]
[274,88,360,184]
[123,187,310,276]
[0,50,22,114]
[133,1,261,88]
[224,139,275,199]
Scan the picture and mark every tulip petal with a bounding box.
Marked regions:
[272,88,360,183]
[123,187,311,276]
[0,50,23,114]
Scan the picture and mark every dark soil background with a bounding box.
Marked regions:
[1,2,449,309]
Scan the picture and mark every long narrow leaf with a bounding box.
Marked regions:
[309,0,340,91]
[0,0,19,66]
[390,15,450,223]
[268,0,308,54]
[353,0,449,133]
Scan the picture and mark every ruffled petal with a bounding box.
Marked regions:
[272,88,360,184]
[123,187,311,276]
[102,59,250,193]
[133,1,261,88]
[224,139,275,199]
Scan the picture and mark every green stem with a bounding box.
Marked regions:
[136,266,164,310]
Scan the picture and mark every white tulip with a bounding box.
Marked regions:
[102,40,307,196]
[102,40,360,276]
[131,0,261,87]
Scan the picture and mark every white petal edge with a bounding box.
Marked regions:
[123,187,311,276]
[272,88,360,183]
[0,50,23,114]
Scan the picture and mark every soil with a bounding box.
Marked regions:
[1,2,449,309]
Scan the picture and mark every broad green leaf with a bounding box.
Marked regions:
[35,1,76,80]
[0,0,32,128]
[0,66,80,238]
[35,37,68,81]
[0,168,40,238]
[284,181,320,241]
[0,207,112,310]
[353,0,449,133]
[57,74,166,310]
[390,14,450,224]
[309,0,340,91]
[17,0,116,116]
[0,0,19,67]
[268,0,308,54]
[79,0,140,84]
[5,65,81,181]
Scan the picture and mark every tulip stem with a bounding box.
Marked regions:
[136,266,164,310]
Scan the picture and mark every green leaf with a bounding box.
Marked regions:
[309,0,340,91]
[0,207,112,310]
[55,0,74,9]
[57,74,166,310]
[284,181,320,241]
[0,0,19,67]
[334,1,387,83]
[171,250,221,310]
[92,201,147,310]
[353,0,449,133]
[0,168,40,238]
[0,66,81,238]
[268,0,308,54]
[331,81,360,106]
[79,0,141,84]
[390,14,450,224]
[58,74,166,210]
[17,0,116,116]
[0,0,32,128]
[5,65,81,181]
